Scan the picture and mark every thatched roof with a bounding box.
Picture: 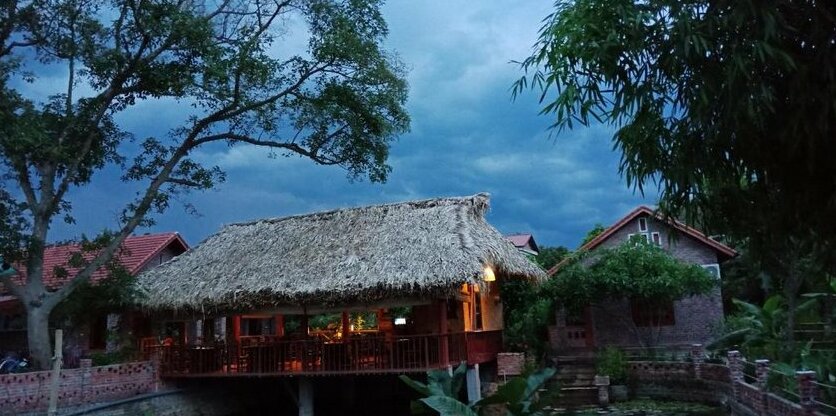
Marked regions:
[136,193,545,312]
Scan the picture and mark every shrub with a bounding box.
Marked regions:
[596,346,628,384]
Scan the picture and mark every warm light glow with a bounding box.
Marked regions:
[483,266,496,282]
[394,317,407,325]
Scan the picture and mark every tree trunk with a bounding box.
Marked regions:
[26,305,53,369]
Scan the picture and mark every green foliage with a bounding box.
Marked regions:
[595,347,628,384]
[0,0,409,369]
[708,295,836,404]
[708,295,819,361]
[514,0,836,312]
[554,241,716,314]
[500,277,559,359]
[579,224,605,248]
[88,349,135,367]
[309,313,341,331]
[400,363,557,416]
[533,246,569,271]
[504,298,553,358]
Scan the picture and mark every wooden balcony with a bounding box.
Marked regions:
[148,330,503,378]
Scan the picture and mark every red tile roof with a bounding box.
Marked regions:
[506,234,533,247]
[547,206,737,276]
[505,233,540,254]
[8,232,188,290]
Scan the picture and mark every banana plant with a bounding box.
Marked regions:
[400,363,556,416]
[708,295,819,361]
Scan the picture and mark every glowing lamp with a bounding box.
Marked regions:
[483,266,496,282]
[394,317,407,325]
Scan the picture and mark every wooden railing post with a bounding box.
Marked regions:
[424,336,430,368]
[438,300,449,367]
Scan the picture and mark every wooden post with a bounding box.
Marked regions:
[341,312,350,337]
[438,299,449,366]
[300,314,309,336]
[232,315,241,342]
[275,314,285,337]
[47,329,63,416]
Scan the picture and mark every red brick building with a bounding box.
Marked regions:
[0,233,188,361]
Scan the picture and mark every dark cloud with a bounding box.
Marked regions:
[48,0,656,249]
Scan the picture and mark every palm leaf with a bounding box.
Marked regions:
[420,396,479,416]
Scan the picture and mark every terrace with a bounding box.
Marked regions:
[147,330,503,377]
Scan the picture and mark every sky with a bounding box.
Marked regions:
[45,0,656,249]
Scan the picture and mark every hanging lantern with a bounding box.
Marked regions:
[483,266,496,282]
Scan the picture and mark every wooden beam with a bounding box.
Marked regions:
[251,297,434,316]
[232,316,241,342]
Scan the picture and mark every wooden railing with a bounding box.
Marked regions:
[147,330,503,377]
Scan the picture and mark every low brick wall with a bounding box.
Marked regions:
[0,359,157,415]
[629,361,729,405]
[628,356,824,416]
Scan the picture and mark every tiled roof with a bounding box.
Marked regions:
[506,234,533,248]
[8,232,188,290]
[547,206,737,276]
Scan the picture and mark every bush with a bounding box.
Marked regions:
[88,349,134,366]
[596,346,628,384]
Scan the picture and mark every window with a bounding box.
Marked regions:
[630,299,675,326]
[627,233,650,244]
[651,232,662,246]
[638,217,648,232]
[702,264,721,280]
[89,315,108,350]
[241,317,275,336]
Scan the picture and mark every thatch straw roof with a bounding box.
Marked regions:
[136,193,545,312]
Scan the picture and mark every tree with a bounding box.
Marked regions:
[514,0,836,347]
[533,245,569,270]
[553,241,716,348]
[579,223,605,247]
[0,0,409,368]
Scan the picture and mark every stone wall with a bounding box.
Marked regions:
[0,359,157,415]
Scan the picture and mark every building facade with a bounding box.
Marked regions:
[548,206,736,350]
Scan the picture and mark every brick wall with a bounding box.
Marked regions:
[496,352,525,376]
[629,357,822,416]
[583,215,725,348]
[0,359,156,415]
